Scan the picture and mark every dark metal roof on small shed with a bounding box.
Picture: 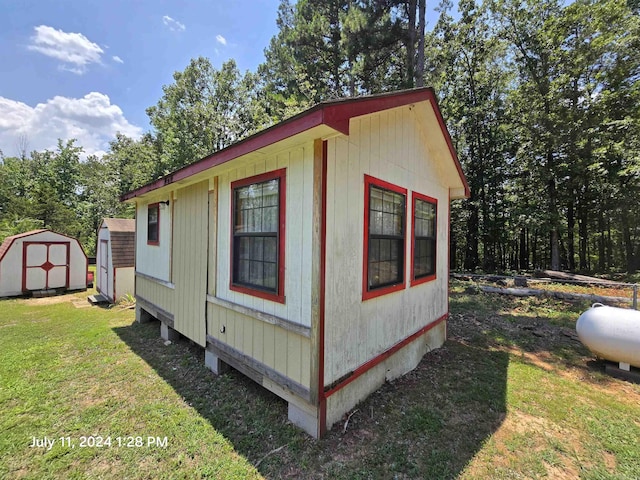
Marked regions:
[102,218,135,233]
[100,219,135,268]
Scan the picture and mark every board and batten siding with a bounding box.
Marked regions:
[136,274,175,315]
[135,198,172,282]
[172,180,209,346]
[324,104,450,387]
[207,144,315,389]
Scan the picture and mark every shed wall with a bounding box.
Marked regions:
[0,231,87,296]
[136,198,172,282]
[206,302,311,390]
[172,180,209,346]
[114,267,135,302]
[206,143,315,392]
[324,105,450,387]
[213,144,315,327]
[136,274,175,315]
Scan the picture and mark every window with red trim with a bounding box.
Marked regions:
[147,203,160,245]
[363,175,407,300]
[411,192,437,285]
[230,169,286,303]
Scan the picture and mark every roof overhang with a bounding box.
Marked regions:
[121,87,470,202]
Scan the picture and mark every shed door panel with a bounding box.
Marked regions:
[99,240,109,297]
[172,181,208,346]
[25,268,46,290]
[23,242,70,291]
[25,244,47,267]
[47,244,69,289]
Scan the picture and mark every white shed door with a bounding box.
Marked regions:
[99,239,109,297]
[23,242,70,291]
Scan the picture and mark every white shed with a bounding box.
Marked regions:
[122,88,470,437]
[0,229,88,297]
[96,218,136,303]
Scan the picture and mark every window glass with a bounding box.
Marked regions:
[413,198,436,279]
[367,184,405,290]
[147,204,159,244]
[232,176,281,294]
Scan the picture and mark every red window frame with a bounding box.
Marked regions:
[147,203,160,246]
[411,191,438,286]
[229,168,286,304]
[362,174,407,301]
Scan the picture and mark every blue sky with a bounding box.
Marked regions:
[0,0,445,159]
[0,0,281,157]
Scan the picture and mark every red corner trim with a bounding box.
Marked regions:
[324,313,448,398]
[318,140,328,437]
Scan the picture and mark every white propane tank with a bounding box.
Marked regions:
[576,303,640,369]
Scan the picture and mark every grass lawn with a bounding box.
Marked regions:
[1,282,639,479]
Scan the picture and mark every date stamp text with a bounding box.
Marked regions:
[29,435,168,450]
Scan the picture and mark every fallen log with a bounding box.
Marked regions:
[479,286,631,304]
[534,270,618,285]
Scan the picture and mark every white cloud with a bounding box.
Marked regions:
[112,55,124,64]
[215,34,227,45]
[27,25,104,74]
[162,15,185,32]
[0,93,142,158]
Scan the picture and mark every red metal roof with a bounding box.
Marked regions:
[121,87,470,201]
[0,230,48,263]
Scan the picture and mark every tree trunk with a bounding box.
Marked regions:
[532,229,539,269]
[567,200,575,271]
[406,0,417,88]
[549,186,560,271]
[598,212,605,273]
[415,0,426,87]
[519,228,528,270]
[578,206,588,271]
[622,215,636,273]
[464,203,479,271]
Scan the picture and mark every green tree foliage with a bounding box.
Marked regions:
[147,57,269,173]
[258,0,432,120]
[0,0,637,274]
[0,141,83,244]
[427,0,513,272]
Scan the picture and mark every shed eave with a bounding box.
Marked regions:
[121,123,338,202]
[121,87,470,202]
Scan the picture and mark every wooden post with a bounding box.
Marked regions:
[309,139,324,406]
[633,284,638,310]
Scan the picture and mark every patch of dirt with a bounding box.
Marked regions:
[21,292,96,309]
[23,293,81,306]
[448,299,640,398]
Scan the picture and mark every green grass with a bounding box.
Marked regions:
[1,282,639,478]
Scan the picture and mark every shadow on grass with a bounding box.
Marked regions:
[449,291,620,386]
[114,318,509,479]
